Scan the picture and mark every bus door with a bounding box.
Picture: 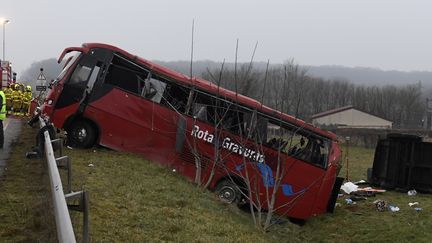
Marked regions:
[55,49,112,116]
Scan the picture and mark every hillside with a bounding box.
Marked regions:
[2,124,432,242]
[20,58,432,90]
[155,60,432,88]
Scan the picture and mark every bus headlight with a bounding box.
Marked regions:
[47,99,53,105]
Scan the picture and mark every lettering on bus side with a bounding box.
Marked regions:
[191,125,265,163]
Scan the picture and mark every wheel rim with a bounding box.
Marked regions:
[218,185,237,203]
[74,127,87,142]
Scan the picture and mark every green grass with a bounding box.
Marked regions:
[66,149,286,242]
[0,123,56,242]
[2,126,432,242]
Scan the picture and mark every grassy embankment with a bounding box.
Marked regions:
[1,124,432,242]
[0,122,56,242]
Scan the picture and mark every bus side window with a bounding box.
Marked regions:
[105,54,150,95]
[142,78,158,99]
[291,135,329,168]
[220,105,246,136]
[264,121,291,152]
[190,92,214,124]
[142,74,167,103]
[255,117,268,143]
[161,83,189,113]
[192,104,208,122]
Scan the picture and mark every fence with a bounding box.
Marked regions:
[38,117,89,243]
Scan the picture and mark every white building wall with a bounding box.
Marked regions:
[313,109,392,128]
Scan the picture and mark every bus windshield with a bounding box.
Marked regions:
[51,51,81,87]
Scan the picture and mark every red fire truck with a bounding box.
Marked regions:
[41,43,343,220]
[1,60,13,88]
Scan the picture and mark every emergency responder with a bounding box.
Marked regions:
[12,83,24,116]
[4,84,13,115]
[22,85,33,116]
[0,86,6,148]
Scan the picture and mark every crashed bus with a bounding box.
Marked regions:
[40,43,342,220]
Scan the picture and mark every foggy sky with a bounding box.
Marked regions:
[1,0,432,78]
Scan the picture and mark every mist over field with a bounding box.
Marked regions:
[20,58,432,88]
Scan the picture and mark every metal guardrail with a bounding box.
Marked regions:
[38,117,89,243]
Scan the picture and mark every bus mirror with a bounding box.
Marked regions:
[175,116,187,153]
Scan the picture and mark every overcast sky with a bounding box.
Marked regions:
[1,0,432,77]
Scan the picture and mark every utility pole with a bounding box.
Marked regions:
[426,98,432,130]
[2,19,10,61]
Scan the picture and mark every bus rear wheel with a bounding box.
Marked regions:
[216,180,241,204]
[68,120,97,148]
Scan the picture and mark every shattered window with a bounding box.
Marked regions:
[264,119,329,168]
[105,54,149,95]
[143,74,167,103]
[157,77,189,113]
[69,65,92,86]
[190,91,252,136]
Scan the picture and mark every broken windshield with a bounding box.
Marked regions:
[51,51,81,87]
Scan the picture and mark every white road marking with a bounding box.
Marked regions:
[3,118,10,131]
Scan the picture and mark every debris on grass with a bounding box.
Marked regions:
[408,190,417,196]
[353,191,376,197]
[341,182,358,194]
[349,196,367,202]
[357,187,386,193]
[389,205,400,212]
[353,179,367,185]
[345,198,356,204]
[374,200,388,212]
[409,202,419,207]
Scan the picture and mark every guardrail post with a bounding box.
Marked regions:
[66,191,90,243]
[51,138,63,157]
[56,156,72,193]
[83,191,89,243]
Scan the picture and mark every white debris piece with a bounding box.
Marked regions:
[407,190,417,196]
[389,205,400,212]
[408,202,419,207]
[353,179,366,185]
[340,182,359,194]
[88,163,94,167]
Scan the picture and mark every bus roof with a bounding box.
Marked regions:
[78,43,336,140]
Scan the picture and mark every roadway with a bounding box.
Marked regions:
[0,118,23,177]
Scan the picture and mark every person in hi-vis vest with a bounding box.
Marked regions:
[0,87,6,148]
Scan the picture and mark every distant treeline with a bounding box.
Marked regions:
[20,58,426,128]
[202,61,425,129]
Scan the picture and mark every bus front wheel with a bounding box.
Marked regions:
[216,180,241,204]
[68,120,97,148]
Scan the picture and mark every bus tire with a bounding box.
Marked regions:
[68,120,97,148]
[216,180,241,204]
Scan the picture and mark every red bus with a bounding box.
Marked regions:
[41,43,342,220]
